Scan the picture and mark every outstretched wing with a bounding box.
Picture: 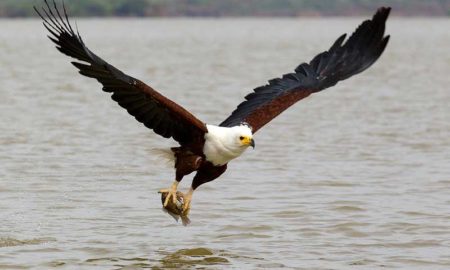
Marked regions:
[220,7,390,133]
[35,0,207,145]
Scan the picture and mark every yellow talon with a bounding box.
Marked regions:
[159,181,179,207]
[182,188,193,215]
[183,198,191,214]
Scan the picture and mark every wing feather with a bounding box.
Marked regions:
[220,7,391,133]
[36,0,207,145]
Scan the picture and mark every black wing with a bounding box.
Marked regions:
[220,7,390,133]
[35,0,207,145]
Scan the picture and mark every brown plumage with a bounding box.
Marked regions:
[36,0,390,223]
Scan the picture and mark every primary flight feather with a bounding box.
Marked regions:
[36,0,390,220]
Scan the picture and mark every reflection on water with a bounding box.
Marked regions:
[0,237,55,248]
[1,17,449,269]
[156,248,229,269]
[79,248,230,269]
[78,247,277,269]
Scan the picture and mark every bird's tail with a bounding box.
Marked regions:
[150,148,175,167]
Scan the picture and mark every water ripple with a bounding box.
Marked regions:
[1,18,450,269]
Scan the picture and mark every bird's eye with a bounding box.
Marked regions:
[239,136,245,140]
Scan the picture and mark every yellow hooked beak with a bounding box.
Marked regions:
[241,136,255,148]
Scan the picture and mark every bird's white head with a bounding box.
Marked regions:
[204,124,255,166]
[232,124,255,149]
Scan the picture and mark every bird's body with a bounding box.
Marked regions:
[36,0,390,223]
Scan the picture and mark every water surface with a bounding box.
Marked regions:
[1,17,449,269]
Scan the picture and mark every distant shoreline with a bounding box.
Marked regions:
[2,0,450,18]
[2,13,450,18]
[2,15,450,20]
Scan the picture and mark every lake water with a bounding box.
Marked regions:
[0,17,449,269]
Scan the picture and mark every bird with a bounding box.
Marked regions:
[35,0,390,216]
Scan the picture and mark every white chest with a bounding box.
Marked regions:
[203,136,241,166]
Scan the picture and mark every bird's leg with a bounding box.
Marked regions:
[182,187,194,215]
[159,181,179,207]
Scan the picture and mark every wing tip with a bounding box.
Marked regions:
[374,6,391,25]
[378,6,392,16]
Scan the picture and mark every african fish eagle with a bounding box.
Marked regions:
[35,1,390,215]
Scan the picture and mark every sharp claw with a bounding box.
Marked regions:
[160,184,178,208]
[183,198,191,213]
[182,204,190,216]
[163,195,170,207]
[181,188,193,215]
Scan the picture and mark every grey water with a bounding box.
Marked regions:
[1,17,449,269]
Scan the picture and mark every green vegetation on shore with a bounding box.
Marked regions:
[2,0,450,17]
